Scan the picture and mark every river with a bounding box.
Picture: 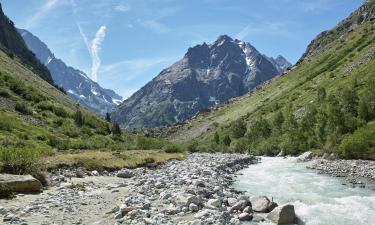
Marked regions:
[233,157,375,225]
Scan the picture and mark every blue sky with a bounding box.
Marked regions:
[1,0,363,98]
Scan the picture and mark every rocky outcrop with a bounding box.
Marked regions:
[0,174,42,193]
[298,0,375,64]
[112,35,290,128]
[18,29,123,115]
[266,204,296,225]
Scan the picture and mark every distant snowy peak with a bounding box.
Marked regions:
[18,28,123,115]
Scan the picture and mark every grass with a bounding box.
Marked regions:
[169,18,375,159]
[44,150,187,171]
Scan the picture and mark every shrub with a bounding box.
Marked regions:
[187,142,198,153]
[230,119,247,138]
[15,102,32,115]
[0,88,11,98]
[338,122,375,159]
[0,148,42,175]
[0,185,15,199]
[136,136,164,150]
[231,138,248,153]
[163,144,183,153]
[223,135,231,146]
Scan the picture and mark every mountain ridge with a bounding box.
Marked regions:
[18,29,123,115]
[0,3,53,84]
[112,35,291,129]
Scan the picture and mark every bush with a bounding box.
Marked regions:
[136,136,164,150]
[0,117,13,131]
[338,122,375,159]
[0,185,15,199]
[0,148,42,175]
[163,144,183,153]
[0,88,11,98]
[231,138,248,153]
[186,142,198,153]
[15,102,32,115]
[230,119,247,138]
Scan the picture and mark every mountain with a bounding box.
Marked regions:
[18,29,123,115]
[167,0,375,159]
[112,35,291,128]
[0,3,53,84]
[268,55,292,74]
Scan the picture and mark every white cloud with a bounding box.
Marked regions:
[114,4,131,13]
[25,0,59,29]
[70,0,106,81]
[90,26,106,81]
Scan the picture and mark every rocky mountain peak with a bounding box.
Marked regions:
[112,35,291,128]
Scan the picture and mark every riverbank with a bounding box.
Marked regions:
[233,157,375,225]
[1,153,262,225]
[308,158,375,190]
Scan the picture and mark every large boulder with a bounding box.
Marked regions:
[250,196,277,213]
[0,174,42,193]
[297,151,313,162]
[266,204,296,225]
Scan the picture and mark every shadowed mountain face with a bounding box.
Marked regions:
[0,3,53,84]
[112,35,291,129]
[18,29,123,115]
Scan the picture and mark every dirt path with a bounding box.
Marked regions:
[1,176,131,225]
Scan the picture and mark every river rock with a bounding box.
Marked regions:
[266,204,296,225]
[297,151,313,162]
[91,170,99,176]
[277,150,285,157]
[250,196,277,212]
[227,197,237,206]
[238,212,253,221]
[189,203,199,212]
[230,199,250,212]
[116,169,134,178]
[0,174,42,193]
[206,198,221,209]
[175,193,202,207]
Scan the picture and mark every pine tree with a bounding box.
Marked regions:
[74,108,84,127]
[112,123,122,136]
[105,112,111,122]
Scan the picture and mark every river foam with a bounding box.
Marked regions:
[233,157,375,225]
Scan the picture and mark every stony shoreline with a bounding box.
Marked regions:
[1,153,298,225]
[308,158,375,190]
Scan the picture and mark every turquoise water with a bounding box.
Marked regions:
[233,157,375,225]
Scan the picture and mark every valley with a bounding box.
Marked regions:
[0,1,375,225]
